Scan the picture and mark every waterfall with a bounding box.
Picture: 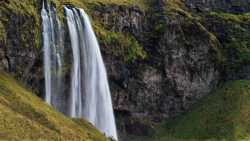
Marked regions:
[64,7,83,117]
[41,2,52,104]
[42,1,118,139]
[41,1,65,112]
[65,7,118,140]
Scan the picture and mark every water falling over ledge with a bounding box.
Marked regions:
[41,2,118,140]
[65,7,118,140]
[41,1,65,110]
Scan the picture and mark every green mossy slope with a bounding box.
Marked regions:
[135,80,250,141]
[0,72,108,141]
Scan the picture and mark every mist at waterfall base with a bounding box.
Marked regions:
[41,3,118,140]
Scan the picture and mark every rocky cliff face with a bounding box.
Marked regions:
[1,0,250,140]
[90,1,221,139]
[0,1,43,94]
[201,12,250,81]
[185,0,250,13]
[91,4,146,39]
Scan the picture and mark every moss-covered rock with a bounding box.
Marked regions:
[208,12,250,24]
[0,71,108,141]
[0,21,6,43]
[201,11,250,79]
[65,0,149,11]
[0,0,41,49]
[157,0,220,119]
[98,29,147,63]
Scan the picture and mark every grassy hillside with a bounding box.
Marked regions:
[132,80,250,141]
[0,72,108,141]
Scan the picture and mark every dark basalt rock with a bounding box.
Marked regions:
[185,0,250,13]
[159,16,220,114]
[90,2,220,139]
[90,3,147,42]
[0,11,43,94]
[0,42,8,71]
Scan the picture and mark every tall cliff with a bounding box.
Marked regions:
[0,0,250,140]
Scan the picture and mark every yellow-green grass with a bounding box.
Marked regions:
[163,0,193,18]
[0,72,108,141]
[61,0,148,10]
[95,25,147,63]
[208,12,250,24]
[49,0,148,19]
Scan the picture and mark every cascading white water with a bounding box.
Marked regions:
[41,1,65,112]
[64,7,83,117]
[41,1,52,104]
[80,9,118,140]
[42,1,118,139]
[65,7,118,140]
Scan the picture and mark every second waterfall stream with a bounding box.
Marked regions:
[41,2,118,140]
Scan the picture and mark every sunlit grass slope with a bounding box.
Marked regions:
[0,72,108,141]
[134,80,250,141]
